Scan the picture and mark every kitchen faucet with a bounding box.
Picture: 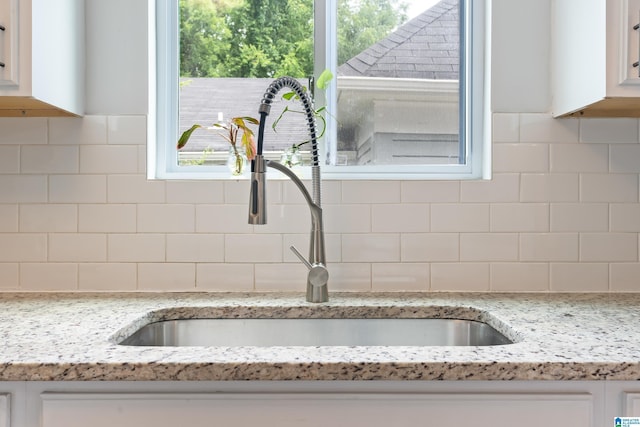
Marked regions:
[248,77,329,303]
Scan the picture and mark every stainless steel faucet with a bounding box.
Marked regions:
[248,77,328,303]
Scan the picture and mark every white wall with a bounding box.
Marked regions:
[491,0,551,112]
[0,0,637,293]
[85,0,148,114]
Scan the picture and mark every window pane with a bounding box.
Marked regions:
[177,0,314,166]
[335,0,461,166]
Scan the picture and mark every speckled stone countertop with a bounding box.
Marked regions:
[0,292,638,381]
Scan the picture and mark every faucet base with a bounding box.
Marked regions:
[307,283,328,303]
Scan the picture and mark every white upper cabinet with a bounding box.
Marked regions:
[553,0,640,117]
[0,0,84,117]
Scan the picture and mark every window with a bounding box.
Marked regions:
[149,0,490,180]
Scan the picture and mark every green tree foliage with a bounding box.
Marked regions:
[179,0,233,77]
[225,0,314,77]
[179,0,406,78]
[338,0,408,65]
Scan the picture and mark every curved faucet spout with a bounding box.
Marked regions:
[248,77,328,303]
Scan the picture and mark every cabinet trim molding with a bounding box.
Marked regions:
[0,393,9,427]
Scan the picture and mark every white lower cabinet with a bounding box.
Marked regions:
[40,392,592,427]
[5,380,635,427]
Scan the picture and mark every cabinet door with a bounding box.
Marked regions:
[0,0,18,86]
[624,392,640,416]
[41,392,593,427]
[0,394,9,427]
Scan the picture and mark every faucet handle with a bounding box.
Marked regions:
[290,245,329,292]
[289,245,312,270]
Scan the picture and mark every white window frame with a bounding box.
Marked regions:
[148,0,491,180]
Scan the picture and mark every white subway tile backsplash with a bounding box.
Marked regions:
[372,204,429,233]
[342,234,400,262]
[490,263,549,291]
[401,233,459,262]
[580,118,639,144]
[342,181,401,203]
[21,145,79,174]
[0,146,20,173]
[0,113,639,293]
[493,143,549,173]
[108,234,166,262]
[79,204,136,233]
[401,181,460,203]
[431,203,489,232]
[0,205,18,232]
[281,180,311,205]
[431,263,490,291]
[284,233,342,263]
[224,179,269,204]
[166,234,224,262]
[0,118,47,144]
[492,113,519,143]
[520,233,579,261]
[520,173,579,202]
[313,180,342,204]
[225,234,283,263]
[580,173,638,203]
[256,263,371,292]
[323,204,371,233]
[254,204,310,234]
[137,145,147,174]
[107,116,147,145]
[610,263,640,292]
[107,175,165,203]
[196,204,254,234]
[460,174,520,202]
[490,203,549,232]
[550,263,609,292]
[323,263,371,291]
[254,263,311,291]
[21,204,77,232]
[196,263,254,291]
[137,263,196,290]
[372,263,429,291]
[460,233,519,262]
[550,144,609,173]
[550,203,608,232]
[137,204,195,233]
[80,145,138,174]
[610,145,640,173]
[0,264,18,289]
[0,234,47,262]
[0,175,47,203]
[49,234,107,262]
[520,113,579,143]
[610,204,640,232]
[166,181,224,204]
[49,116,107,145]
[580,233,638,262]
[20,263,78,291]
[50,175,107,203]
[78,263,137,291]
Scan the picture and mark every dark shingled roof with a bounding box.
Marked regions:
[338,0,459,80]
[179,78,310,152]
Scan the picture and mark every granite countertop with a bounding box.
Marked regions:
[0,292,638,381]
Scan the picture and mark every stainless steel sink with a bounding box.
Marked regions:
[118,318,513,347]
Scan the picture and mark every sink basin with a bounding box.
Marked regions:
[118,318,513,347]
